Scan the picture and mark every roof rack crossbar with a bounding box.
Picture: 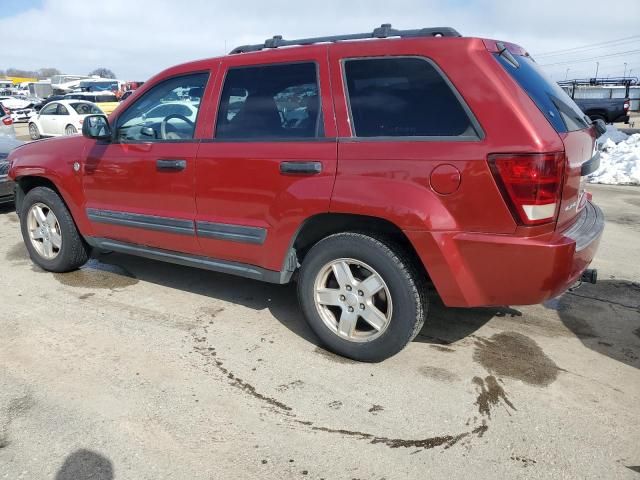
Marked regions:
[230,24,461,54]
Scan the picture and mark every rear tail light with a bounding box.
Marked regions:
[623,100,630,112]
[489,152,565,226]
[2,116,12,126]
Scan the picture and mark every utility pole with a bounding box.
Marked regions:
[565,68,570,80]
[623,62,628,78]
[595,61,599,79]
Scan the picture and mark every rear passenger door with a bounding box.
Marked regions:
[195,47,337,273]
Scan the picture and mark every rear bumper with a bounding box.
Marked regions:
[406,201,604,307]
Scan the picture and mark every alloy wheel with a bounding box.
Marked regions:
[26,202,62,260]
[313,258,393,342]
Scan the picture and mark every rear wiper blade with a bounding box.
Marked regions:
[496,42,520,69]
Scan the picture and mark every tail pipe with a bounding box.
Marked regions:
[581,269,598,284]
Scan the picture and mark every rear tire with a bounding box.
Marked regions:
[28,123,40,140]
[65,125,77,135]
[297,232,427,362]
[20,187,89,272]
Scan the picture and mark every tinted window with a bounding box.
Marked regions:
[344,57,476,138]
[494,54,590,133]
[116,73,208,141]
[216,62,321,139]
[94,94,118,102]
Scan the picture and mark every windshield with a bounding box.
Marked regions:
[71,102,103,115]
[494,54,590,133]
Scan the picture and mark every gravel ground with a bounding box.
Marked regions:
[0,184,639,480]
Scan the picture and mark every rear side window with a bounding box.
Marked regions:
[494,54,590,133]
[71,102,102,115]
[343,57,478,138]
[215,62,322,140]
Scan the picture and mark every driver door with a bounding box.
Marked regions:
[38,102,58,135]
[82,72,210,255]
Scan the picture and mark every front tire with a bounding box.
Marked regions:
[20,187,89,272]
[28,123,40,140]
[298,232,427,362]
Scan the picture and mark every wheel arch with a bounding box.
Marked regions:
[291,213,430,281]
[15,176,62,215]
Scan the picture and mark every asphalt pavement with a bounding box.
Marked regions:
[0,182,638,479]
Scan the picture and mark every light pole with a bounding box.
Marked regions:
[623,62,628,78]
[595,61,599,79]
[565,68,570,80]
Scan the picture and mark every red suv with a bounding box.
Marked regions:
[8,25,604,361]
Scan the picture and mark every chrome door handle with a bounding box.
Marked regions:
[156,159,186,171]
[279,161,322,175]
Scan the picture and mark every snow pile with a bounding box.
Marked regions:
[588,133,640,185]
[596,125,628,146]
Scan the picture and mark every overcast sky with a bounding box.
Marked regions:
[1,0,639,81]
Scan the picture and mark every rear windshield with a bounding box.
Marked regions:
[494,54,590,133]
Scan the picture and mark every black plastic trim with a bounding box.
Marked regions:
[84,237,293,284]
[230,24,461,54]
[563,201,605,252]
[196,221,267,244]
[86,208,195,236]
[580,152,600,176]
[202,137,336,143]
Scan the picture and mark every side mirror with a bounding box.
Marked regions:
[82,114,112,141]
[593,118,607,138]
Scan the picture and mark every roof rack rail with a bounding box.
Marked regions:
[230,24,461,54]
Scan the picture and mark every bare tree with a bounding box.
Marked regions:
[88,68,117,79]
[37,67,61,79]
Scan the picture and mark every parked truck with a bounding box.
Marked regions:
[574,97,630,124]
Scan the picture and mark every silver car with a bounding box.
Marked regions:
[0,103,16,138]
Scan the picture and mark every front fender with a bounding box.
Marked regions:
[9,136,93,236]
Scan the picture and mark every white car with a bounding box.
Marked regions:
[0,95,32,110]
[28,100,104,139]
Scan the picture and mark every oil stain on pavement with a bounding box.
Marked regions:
[53,259,138,289]
[473,332,561,386]
[419,366,460,383]
[191,326,492,454]
[5,245,138,290]
[5,242,29,264]
[472,376,516,418]
[0,393,35,449]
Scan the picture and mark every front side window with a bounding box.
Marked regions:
[343,57,477,138]
[115,73,208,141]
[216,62,321,140]
[40,103,58,115]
